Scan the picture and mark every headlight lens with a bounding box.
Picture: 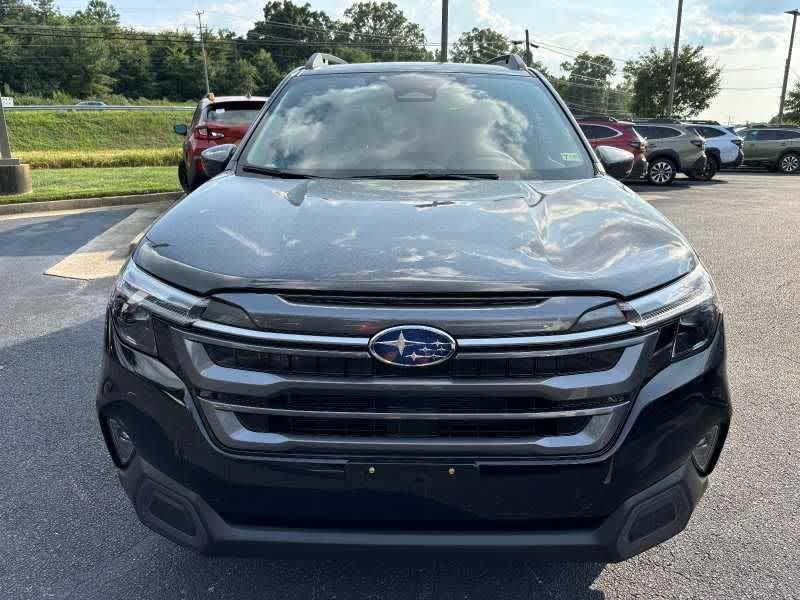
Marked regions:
[621,265,721,361]
[110,261,205,356]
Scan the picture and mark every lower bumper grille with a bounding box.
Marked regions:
[236,412,592,439]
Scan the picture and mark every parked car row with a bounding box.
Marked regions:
[577,116,800,185]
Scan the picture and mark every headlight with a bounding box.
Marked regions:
[621,265,721,360]
[110,261,206,356]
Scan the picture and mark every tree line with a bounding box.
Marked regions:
[3,0,784,120]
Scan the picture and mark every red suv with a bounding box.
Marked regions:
[577,116,648,180]
[175,95,267,191]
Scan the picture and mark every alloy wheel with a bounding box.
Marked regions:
[650,160,674,185]
[780,154,800,174]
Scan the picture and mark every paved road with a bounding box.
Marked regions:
[1,173,798,599]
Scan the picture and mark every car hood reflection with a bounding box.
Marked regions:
[140,173,696,297]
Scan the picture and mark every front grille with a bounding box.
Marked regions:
[203,344,624,379]
[236,413,592,439]
[198,389,622,414]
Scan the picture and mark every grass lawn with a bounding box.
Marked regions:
[17,148,181,169]
[0,167,181,204]
[6,110,190,152]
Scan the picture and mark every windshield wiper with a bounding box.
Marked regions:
[242,165,315,179]
[355,172,500,181]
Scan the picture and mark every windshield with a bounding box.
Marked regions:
[241,72,593,180]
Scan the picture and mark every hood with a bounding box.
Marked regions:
[138,172,696,297]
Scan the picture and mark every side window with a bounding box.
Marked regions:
[776,130,800,140]
[658,127,682,139]
[742,130,759,141]
[701,127,724,139]
[636,126,657,139]
[579,124,600,140]
[757,130,778,141]
[593,125,619,139]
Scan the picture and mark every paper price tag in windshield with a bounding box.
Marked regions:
[560,152,580,162]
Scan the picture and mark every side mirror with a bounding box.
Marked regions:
[200,144,237,178]
[174,123,188,136]
[595,145,635,181]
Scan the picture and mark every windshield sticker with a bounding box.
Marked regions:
[560,152,580,162]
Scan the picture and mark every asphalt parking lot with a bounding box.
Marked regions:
[1,171,798,600]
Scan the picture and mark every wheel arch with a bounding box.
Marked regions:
[648,150,681,171]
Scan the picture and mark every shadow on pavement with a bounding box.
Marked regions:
[0,208,132,258]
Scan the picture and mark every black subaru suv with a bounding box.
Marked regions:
[97,54,731,562]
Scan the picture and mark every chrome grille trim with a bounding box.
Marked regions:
[192,319,638,350]
[202,398,628,421]
[193,320,370,348]
[457,324,637,348]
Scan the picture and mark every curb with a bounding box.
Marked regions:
[0,191,183,216]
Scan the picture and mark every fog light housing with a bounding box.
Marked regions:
[692,424,721,474]
[108,418,135,466]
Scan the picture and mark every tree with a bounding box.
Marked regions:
[450,27,510,63]
[219,59,259,95]
[783,81,800,124]
[339,2,428,61]
[251,49,283,95]
[245,1,333,72]
[555,52,619,115]
[624,45,721,118]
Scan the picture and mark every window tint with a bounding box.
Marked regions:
[775,129,800,140]
[656,127,682,139]
[755,130,778,141]
[699,126,725,139]
[579,124,618,140]
[243,73,593,180]
[635,126,656,139]
[205,102,264,125]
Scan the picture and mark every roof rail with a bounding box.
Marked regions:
[633,117,682,124]
[686,119,721,125]
[574,114,619,122]
[485,54,527,71]
[305,53,348,70]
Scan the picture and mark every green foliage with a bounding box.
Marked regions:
[0,166,179,204]
[17,148,180,169]
[450,28,510,63]
[624,45,721,118]
[339,2,430,61]
[554,52,620,115]
[5,110,190,152]
[783,81,800,124]
[245,1,334,73]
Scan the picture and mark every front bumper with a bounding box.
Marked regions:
[625,156,648,180]
[685,154,708,175]
[97,320,731,561]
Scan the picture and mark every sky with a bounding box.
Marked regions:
[55,0,800,122]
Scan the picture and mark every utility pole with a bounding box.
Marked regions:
[0,100,10,160]
[778,9,800,123]
[525,29,532,66]
[440,0,448,62]
[196,10,211,96]
[666,0,684,117]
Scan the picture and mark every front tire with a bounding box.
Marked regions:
[648,158,677,186]
[692,156,718,181]
[178,163,190,193]
[778,152,800,174]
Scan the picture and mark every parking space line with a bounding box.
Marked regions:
[45,206,164,280]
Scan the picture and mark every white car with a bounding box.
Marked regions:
[684,121,744,180]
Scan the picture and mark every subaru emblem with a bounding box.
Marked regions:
[369,326,456,367]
